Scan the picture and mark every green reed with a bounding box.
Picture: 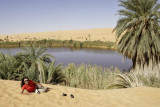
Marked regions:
[0,39,116,49]
[62,63,120,89]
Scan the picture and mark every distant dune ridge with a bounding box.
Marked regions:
[0,28,116,42]
[0,79,160,107]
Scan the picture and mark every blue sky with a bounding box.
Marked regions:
[0,0,120,34]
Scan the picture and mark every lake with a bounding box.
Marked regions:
[0,47,132,71]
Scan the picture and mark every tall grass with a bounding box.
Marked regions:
[63,63,120,89]
[62,63,160,89]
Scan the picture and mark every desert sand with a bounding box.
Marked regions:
[0,28,116,42]
[0,79,160,107]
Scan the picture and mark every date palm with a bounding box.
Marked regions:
[114,0,160,73]
[16,46,53,83]
[46,61,66,84]
[16,46,66,84]
[0,53,20,80]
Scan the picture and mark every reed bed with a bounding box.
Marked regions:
[0,39,116,49]
[63,63,121,89]
[62,63,160,89]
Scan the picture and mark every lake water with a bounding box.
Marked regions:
[0,47,132,71]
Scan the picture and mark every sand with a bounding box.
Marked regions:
[0,79,160,107]
[0,28,116,42]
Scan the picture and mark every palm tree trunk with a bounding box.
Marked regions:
[37,61,43,83]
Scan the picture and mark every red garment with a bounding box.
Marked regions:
[22,80,36,92]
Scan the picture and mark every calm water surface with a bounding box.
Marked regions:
[0,48,132,71]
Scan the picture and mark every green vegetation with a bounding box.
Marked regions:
[0,46,160,89]
[63,63,160,89]
[0,39,116,49]
[114,0,160,73]
[0,53,20,80]
[0,46,66,85]
[15,46,53,83]
[63,64,120,89]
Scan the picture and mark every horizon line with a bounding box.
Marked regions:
[0,27,115,35]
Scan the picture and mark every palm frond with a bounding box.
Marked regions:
[114,0,160,69]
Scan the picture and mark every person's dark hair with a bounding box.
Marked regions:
[21,76,29,87]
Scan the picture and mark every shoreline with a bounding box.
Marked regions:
[0,28,117,49]
[0,39,117,49]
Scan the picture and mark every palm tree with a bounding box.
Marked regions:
[22,59,66,84]
[16,46,53,83]
[113,0,160,74]
[16,46,66,84]
[46,61,66,84]
[0,53,21,80]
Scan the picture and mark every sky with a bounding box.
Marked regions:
[0,0,120,35]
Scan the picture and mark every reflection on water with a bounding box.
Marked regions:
[0,47,132,71]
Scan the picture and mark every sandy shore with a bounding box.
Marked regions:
[0,28,116,42]
[0,79,160,107]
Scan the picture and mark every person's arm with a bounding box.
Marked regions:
[21,89,31,95]
[21,89,24,94]
[34,81,43,87]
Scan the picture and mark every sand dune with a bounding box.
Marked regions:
[0,79,160,107]
[0,28,116,42]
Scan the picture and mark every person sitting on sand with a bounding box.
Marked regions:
[21,76,49,95]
